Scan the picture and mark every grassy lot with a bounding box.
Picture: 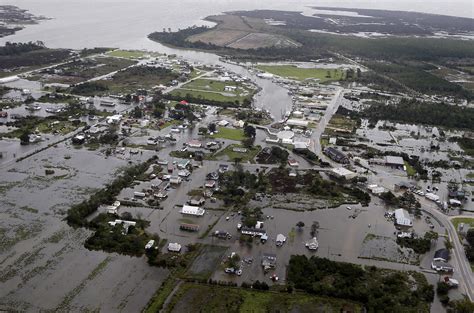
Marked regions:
[405,161,417,177]
[451,217,474,230]
[165,283,362,313]
[327,114,358,132]
[320,137,329,148]
[1,120,84,139]
[169,88,249,104]
[184,78,244,92]
[210,127,245,141]
[107,50,147,59]
[169,78,255,104]
[212,144,261,163]
[30,57,136,85]
[257,65,346,82]
[71,66,179,96]
[451,217,474,272]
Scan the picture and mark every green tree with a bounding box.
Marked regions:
[448,297,474,313]
[244,125,256,138]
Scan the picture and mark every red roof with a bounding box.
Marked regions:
[180,100,188,105]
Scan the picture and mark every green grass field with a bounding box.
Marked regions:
[165,283,362,313]
[257,65,346,82]
[210,127,245,141]
[170,89,245,103]
[212,144,261,163]
[452,217,474,230]
[404,161,417,177]
[107,50,147,59]
[170,78,255,104]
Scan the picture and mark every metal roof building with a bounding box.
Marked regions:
[394,209,413,227]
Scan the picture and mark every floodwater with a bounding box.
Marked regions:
[0,140,169,311]
[0,0,472,310]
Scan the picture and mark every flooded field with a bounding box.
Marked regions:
[0,141,169,312]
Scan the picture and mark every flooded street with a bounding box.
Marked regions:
[0,0,473,311]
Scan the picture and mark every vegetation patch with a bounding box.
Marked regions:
[288,255,433,312]
[85,213,156,257]
[210,127,245,141]
[212,144,261,163]
[66,156,157,227]
[257,64,346,82]
[350,98,474,130]
[165,282,362,313]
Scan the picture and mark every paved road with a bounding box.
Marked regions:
[416,198,474,300]
[309,87,344,164]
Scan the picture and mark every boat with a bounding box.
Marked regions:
[100,100,116,107]
[45,108,62,114]
[305,237,319,250]
[25,104,41,111]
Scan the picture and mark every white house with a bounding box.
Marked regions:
[170,176,182,184]
[178,169,191,177]
[187,140,202,148]
[105,201,121,214]
[224,85,237,92]
[106,114,122,124]
[394,209,413,227]
[168,242,182,252]
[217,120,229,127]
[330,167,356,180]
[233,120,245,128]
[180,205,205,216]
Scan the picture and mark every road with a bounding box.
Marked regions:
[309,87,344,164]
[412,197,474,300]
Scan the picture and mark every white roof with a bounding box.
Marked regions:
[293,141,308,149]
[385,156,405,166]
[276,234,286,242]
[286,119,309,127]
[181,205,205,216]
[277,130,295,140]
[331,167,355,177]
[168,242,182,251]
[394,209,412,226]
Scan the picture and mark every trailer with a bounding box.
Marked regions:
[134,191,146,198]
[179,223,200,232]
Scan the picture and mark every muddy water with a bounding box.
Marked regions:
[0,141,168,312]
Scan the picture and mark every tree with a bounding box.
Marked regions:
[244,125,256,138]
[131,106,143,118]
[436,282,450,295]
[296,221,305,229]
[19,132,30,145]
[425,231,439,242]
[208,123,217,133]
[242,137,254,148]
[448,297,474,313]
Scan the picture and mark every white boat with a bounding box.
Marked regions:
[25,104,41,111]
[305,237,319,250]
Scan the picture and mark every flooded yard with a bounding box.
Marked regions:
[0,141,169,312]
